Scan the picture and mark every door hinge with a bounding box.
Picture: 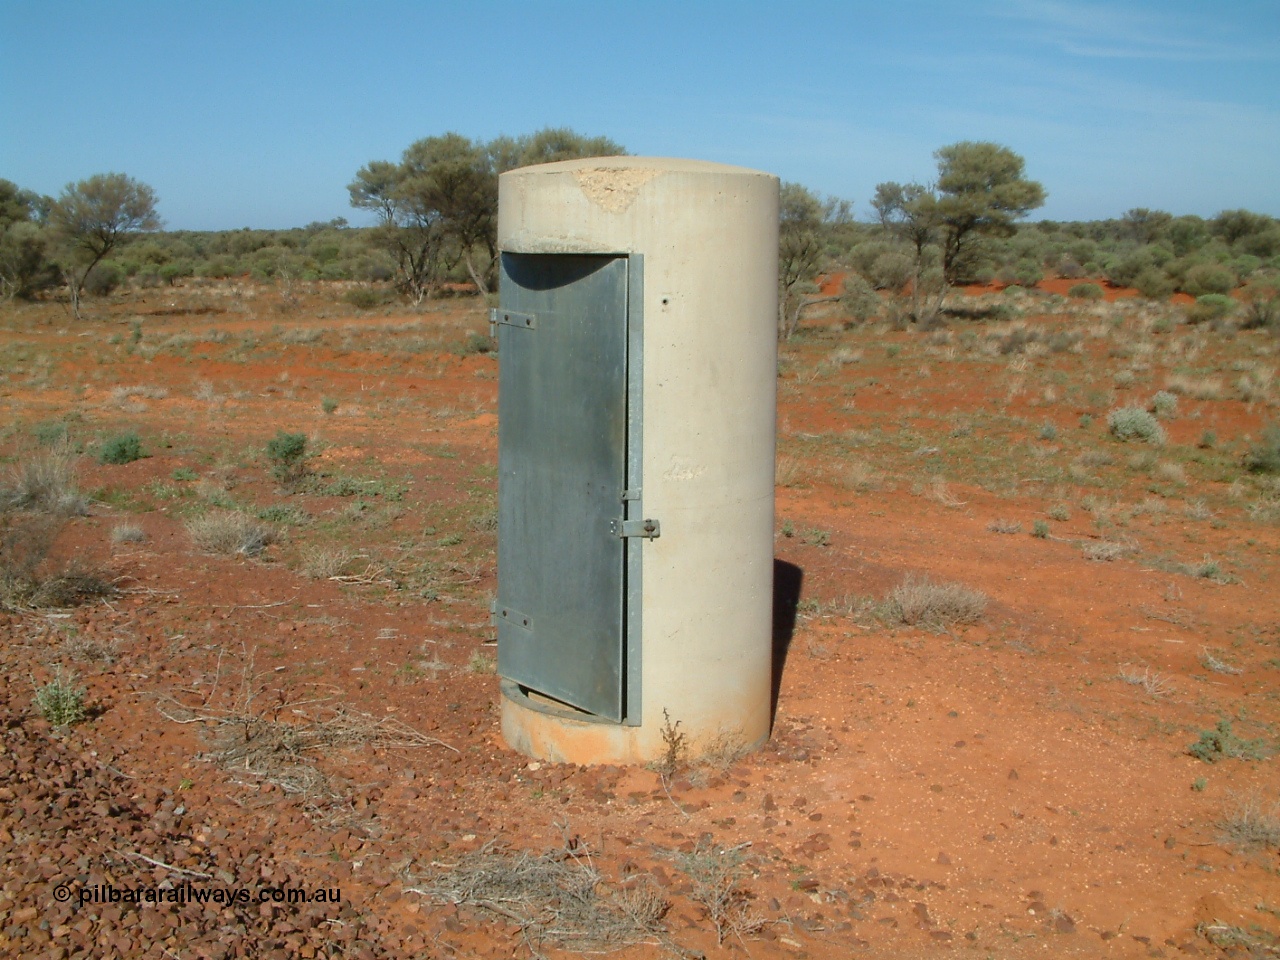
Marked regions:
[489,308,537,337]
[610,518,661,539]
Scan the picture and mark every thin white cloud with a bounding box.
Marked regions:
[988,0,1273,62]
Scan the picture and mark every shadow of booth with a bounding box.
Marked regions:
[771,558,804,726]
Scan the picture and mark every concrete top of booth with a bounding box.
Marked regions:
[501,156,774,179]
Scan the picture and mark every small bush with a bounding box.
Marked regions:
[1188,294,1236,324]
[1107,407,1165,444]
[33,668,86,727]
[110,523,146,544]
[1244,426,1280,474]
[32,421,69,446]
[343,286,382,309]
[1219,792,1280,852]
[1031,519,1049,538]
[83,262,122,297]
[2,447,87,515]
[882,574,987,630]
[1239,282,1279,330]
[97,431,144,465]
[1068,282,1104,300]
[841,274,880,322]
[1150,391,1178,419]
[1189,720,1270,763]
[455,332,495,356]
[185,511,275,557]
[321,397,338,415]
[265,431,309,486]
[1133,267,1175,300]
[1182,262,1236,297]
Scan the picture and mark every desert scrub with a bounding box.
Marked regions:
[2,446,87,515]
[185,511,275,557]
[1150,390,1178,419]
[97,431,144,465]
[110,523,146,544]
[1188,720,1270,763]
[265,431,310,486]
[1244,426,1280,475]
[1107,406,1165,444]
[33,668,87,727]
[1219,792,1280,852]
[1068,282,1104,300]
[882,574,987,630]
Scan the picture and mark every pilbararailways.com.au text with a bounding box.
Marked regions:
[55,882,342,908]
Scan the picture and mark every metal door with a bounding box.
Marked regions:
[495,253,629,720]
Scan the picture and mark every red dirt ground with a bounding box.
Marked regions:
[2,281,1279,959]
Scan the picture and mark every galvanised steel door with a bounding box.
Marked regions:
[495,253,628,720]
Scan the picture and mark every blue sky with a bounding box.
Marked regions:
[2,0,1277,230]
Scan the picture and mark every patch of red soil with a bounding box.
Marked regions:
[1,283,1278,958]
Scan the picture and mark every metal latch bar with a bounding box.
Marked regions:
[489,308,537,332]
[609,518,661,539]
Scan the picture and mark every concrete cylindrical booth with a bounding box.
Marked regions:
[492,156,778,765]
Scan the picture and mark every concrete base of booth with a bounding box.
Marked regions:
[500,680,767,766]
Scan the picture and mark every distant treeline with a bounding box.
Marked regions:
[3,131,1278,331]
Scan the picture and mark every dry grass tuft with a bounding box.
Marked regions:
[1117,665,1174,697]
[1219,792,1280,852]
[298,545,356,579]
[413,839,668,951]
[1082,540,1128,562]
[674,839,763,945]
[185,511,275,556]
[1,446,88,516]
[883,574,987,630]
[987,519,1022,534]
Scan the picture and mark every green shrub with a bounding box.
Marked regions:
[1031,519,1049,538]
[1244,426,1280,474]
[1134,267,1175,300]
[841,274,880,322]
[454,332,495,356]
[1068,282,1104,300]
[1182,262,1236,297]
[1188,720,1270,763]
[1107,407,1165,444]
[1150,391,1178,419]
[343,286,381,309]
[1012,258,1043,288]
[265,431,309,485]
[32,421,69,446]
[83,262,122,297]
[97,432,143,465]
[321,397,338,415]
[1188,293,1236,324]
[33,668,86,727]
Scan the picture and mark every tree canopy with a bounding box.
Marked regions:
[48,173,160,318]
[349,128,625,299]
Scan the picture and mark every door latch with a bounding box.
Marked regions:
[610,518,661,539]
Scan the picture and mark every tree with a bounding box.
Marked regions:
[932,142,1046,284]
[1120,208,1172,245]
[0,179,54,300]
[350,128,625,301]
[776,182,824,340]
[872,142,1045,323]
[48,173,160,318]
